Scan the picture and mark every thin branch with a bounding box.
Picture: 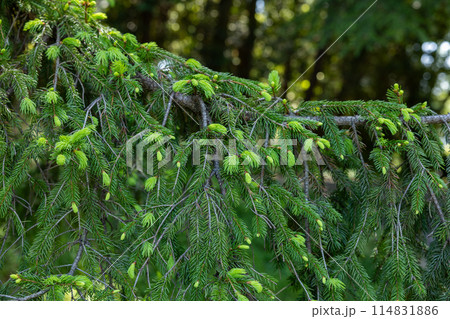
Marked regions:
[286,113,450,126]
[68,235,85,276]
[162,93,174,126]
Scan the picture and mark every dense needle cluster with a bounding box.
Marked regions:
[0,0,448,301]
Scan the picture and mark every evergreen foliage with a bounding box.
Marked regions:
[0,0,448,301]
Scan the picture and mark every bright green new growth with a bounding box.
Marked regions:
[0,0,448,302]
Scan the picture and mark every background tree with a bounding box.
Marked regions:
[105,0,450,111]
[0,0,449,301]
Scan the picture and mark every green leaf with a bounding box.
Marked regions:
[62,37,81,47]
[74,150,88,170]
[172,80,189,92]
[144,176,158,191]
[227,268,246,279]
[45,90,59,104]
[247,280,263,293]
[56,154,66,166]
[142,212,155,227]
[102,170,111,186]
[141,242,154,257]
[207,123,227,134]
[185,58,202,69]
[127,262,136,279]
[303,138,314,152]
[91,12,107,20]
[23,19,44,32]
[46,46,60,61]
[268,70,281,91]
[198,80,215,98]
[241,150,260,168]
[224,155,240,174]
[20,98,36,114]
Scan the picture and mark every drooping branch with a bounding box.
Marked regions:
[8,234,86,301]
[137,71,450,127]
[136,72,199,113]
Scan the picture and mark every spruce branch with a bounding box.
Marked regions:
[286,113,450,126]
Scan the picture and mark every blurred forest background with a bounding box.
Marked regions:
[100,0,450,113]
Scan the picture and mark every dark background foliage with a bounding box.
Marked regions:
[103,0,450,111]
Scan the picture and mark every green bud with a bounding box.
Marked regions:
[316,219,323,228]
[399,90,404,96]
[256,233,261,238]
[207,123,227,135]
[72,202,78,213]
[340,154,344,160]
[176,161,181,168]
[238,245,250,250]
[261,91,272,102]
[244,172,252,184]
[37,137,47,146]
[135,87,140,93]
[401,108,411,122]
[10,274,19,279]
[394,83,399,91]
[191,79,198,87]
[438,184,443,189]
[382,167,387,175]
[282,99,287,104]
[75,281,85,287]
[213,74,218,80]
[266,155,274,165]
[236,293,248,301]
[56,154,66,166]
[247,280,263,293]
[322,277,326,284]
[105,192,111,201]
[287,150,295,167]
[102,170,111,187]
[316,141,325,150]
[120,232,126,241]
[270,81,275,87]
[244,237,252,245]
[194,280,199,288]
[15,279,22,284]
[54,115,62,127]
[302,255,308,262]
[0,48,5,55]
[113,290,120,294]
[114,72,120,77]
[127,262,136,279]
[157,150,163,162]
[144,176,158,191]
